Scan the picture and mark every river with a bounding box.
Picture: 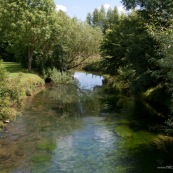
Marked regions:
[0,72,172,173]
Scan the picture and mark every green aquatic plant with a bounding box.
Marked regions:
[116,119,130,124]
[113,166,134,173]
[115,125,134,138]
[32,154,51,163]
[36,142,56,152]
[115,125,156,160]
[115,125,156,147]
[114,125,158,172]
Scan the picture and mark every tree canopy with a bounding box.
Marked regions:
[0,0,102,72]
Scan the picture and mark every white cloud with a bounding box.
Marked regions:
[118,6,126,14]
[99,3,112,11]
[56,5,67,12]
[103,3,111,10]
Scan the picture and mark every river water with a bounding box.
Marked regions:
[0,72,173,173]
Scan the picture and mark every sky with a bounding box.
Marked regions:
[54,0,124,21]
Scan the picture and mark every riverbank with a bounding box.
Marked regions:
[0,62,45,129]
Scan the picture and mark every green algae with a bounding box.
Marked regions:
[32,154,51,163]
[115,125,134,138]
[36,142,56,152]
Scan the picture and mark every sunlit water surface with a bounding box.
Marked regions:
[0,72,172,173]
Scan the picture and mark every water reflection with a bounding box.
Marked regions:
[74,72,103,90]
[49,72,102,117]
[0,72,173,173]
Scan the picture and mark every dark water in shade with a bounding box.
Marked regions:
[0,72,173,173]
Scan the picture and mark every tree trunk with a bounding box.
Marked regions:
[28,47,33,72]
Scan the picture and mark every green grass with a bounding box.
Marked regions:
[2,62,44,91]
[2,62,28,73]
[0,62,45,129]
[7,73,44,88]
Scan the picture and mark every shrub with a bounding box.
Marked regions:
[0,107,17,121]
[43,68,73,84]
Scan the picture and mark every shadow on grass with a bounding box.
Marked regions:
[2,62,28,73]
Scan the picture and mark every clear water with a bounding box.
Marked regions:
[74,72,103,90]
[0,72,173,173]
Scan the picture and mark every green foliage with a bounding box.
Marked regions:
[49,13,102,71]
[101,0,172,95]
[50,70,73,84]
[151,27,173,132]
[0,68,20,124]
[0,0,57,71]
[86,5,119,32]
[101,11,160,93]
[0,62,44,127]
[43,68,73,84]
[121,0,173,128]
[0,108,17,121]
[122,0,173,18]
[98,0,173,131]
[0,1,102,72]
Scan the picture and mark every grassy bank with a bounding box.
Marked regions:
[0,62,44,129]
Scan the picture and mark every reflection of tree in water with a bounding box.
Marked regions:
[49,84,101,118]
[0,86,85,172]
[99,87,134,114]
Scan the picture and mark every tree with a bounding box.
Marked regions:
[40,11,102,72]
[92,8,99,27]
[99,5,106,30]
[86,12,92,25]
[106,7,119,29]
[0,0,57,71]
[121,0,173,27]
[121,0,173,92]
[86,5,120,32]
[56,13,102,70]
[101,11,161,93]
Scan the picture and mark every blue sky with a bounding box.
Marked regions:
[54,0,123,21]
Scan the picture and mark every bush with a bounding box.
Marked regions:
[0,107,17,121]
[43,68,73,84]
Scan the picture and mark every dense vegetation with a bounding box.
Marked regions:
[86,0,173,133]
[0,61,44,128]
[0,0,102,72]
